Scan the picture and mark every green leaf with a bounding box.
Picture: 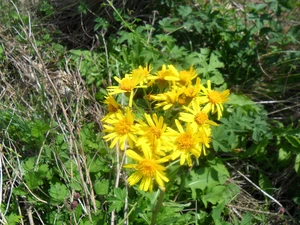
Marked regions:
[94,179,109,195]
[202,183,239,208]
[156,34,175,46]
[169,45,187,59]
[38,164,53,180]
[10,11,19,20]
[80,123,102,152]
[94,17,109,31]
[253,136,269,156]
[185,50,209,69]
[87,156,109,173]
[295,154,300,175]
[209,52,224,69]
[240,212,253,225]
[278,147,292,167]
[258,173,273,195]
[52,43,65,52]
[38,163,48,174]
[157,202,192,224]
[208,158,230,178]
[23,157,36,171]
[285,136,300,148]
[226,94,260,112]
[25,172,44,189]
[49,183,69,202]
[278,147,290,160]
[291,183,300,206]
[6,213,22,225]
[210,73,224,85]
[178,5,192,18]
[117,31,137,45]
[159,18,180,32]
[0,45,4,59]
[252,117,270,142]
[107,188,126,213]
[211,125,232,152]
[211,201,231,225]
[253,3,268,11]
[223,183,240,202]
[202,185,227,207]
[31,120,50,138]
[13,187,27,196]
[70,181,82,191]
[185,161,229,199]
[23,157,46,189]
[197,51,224,80]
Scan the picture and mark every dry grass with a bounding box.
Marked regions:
[225,161,298,224]
[0,2,107,223]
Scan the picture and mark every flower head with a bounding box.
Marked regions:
[107,74,147,107]
[131,64,152,86]
[102,95,122,122]
[179,97,218,133]
[123,150,169,192]
[149,86,185,110]
[183,77,202,100]
[136,113,174,157]
[198,80,230,120]
[168,120,202,166]
[177,66,197,86]
[147,64,180,90]
[102,108,139,150]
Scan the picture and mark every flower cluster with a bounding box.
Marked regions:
[101,64,230,192]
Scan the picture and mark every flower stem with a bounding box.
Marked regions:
[143,89,153,115]
[150,187,165,225]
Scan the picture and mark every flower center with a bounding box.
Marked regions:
[176,133,194,150]
[194,112,208,125]
[208,91,221,104]
[178,96,186,105]
[120,78,135,91]
[115,119,131,135]
[185,87,195,97]
[147,126,161,139]
[137,159,157,176]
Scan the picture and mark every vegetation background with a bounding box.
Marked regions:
[0,0,299,224]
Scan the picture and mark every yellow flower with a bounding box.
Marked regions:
[106,74,147,107]
[147,64,179,90]
[177,77,202,106]
[136,113,174,157]
[177,66,197,86]
[179,97,218,133]
[168,120,202,166]
[198,80,230,120]
[102,108,139,150]
[183,77,202,100]
[197,129,211,156]
[149,86,185,110]
[131,64,152,86]
[102,95,122,122]
[123,150,169,192]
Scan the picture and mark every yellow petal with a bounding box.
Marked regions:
[126,150,144,161]
[128,171,143,186]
